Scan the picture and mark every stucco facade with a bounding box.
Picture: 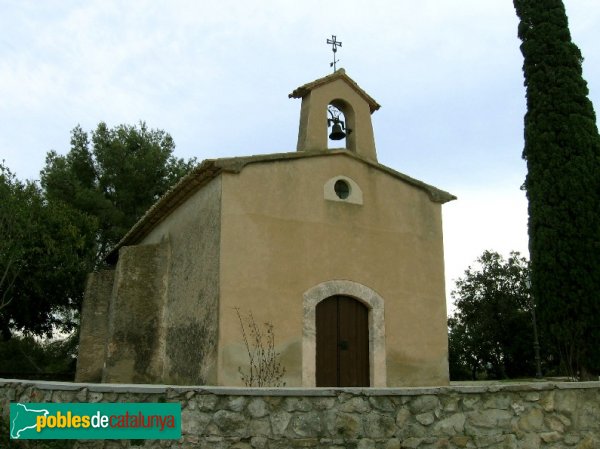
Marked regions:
[76,70,455,387]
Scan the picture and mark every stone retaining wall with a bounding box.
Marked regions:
[1,379,598,448]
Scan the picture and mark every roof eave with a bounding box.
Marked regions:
[106,150,455,264]
[288,69,381,114]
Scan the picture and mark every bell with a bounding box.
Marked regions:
[329,122,346,140]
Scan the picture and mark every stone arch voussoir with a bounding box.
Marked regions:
[302,280,386,387]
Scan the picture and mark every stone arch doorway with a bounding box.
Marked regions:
[316,295,369,387]
[302,280,387,387]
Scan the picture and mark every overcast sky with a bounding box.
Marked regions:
[1,1,599,313]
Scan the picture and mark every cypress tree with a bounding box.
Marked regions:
[514,0,600,377]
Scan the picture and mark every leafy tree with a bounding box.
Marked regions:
[0,163,26,314]
[41,122,196,261]
[1,122,194,339]
[514,0,600,377]
[0,163,96,339]
[448,251,536,380]
[448,316,481,381]
[0,333,78,380]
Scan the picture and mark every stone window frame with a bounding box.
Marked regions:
[324,175,363,205]
[302,280,386,387]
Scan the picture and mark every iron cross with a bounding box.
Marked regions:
[327,35,342,72]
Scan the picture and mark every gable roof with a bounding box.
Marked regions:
[107,150,455,263]
[289,69,381,114]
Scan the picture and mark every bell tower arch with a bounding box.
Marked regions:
[289,69,381,161]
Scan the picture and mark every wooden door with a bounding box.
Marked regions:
[316,296,369,387]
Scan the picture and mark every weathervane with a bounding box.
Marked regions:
[326,35,342,72]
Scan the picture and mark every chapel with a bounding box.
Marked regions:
[75,69,455,387]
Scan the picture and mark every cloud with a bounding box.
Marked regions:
[0,0,596,310]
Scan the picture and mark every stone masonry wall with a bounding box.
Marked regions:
[75,270,115,382]
[1,379,598,449]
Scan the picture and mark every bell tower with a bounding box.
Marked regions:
[289,69,381,162]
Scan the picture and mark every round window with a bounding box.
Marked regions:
[334,179,351,199]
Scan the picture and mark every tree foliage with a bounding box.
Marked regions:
[448,251,536,380]
[0,333,78,379]
[0,163,96,339]
[1,122,195,338]
[41,122,196,261]
[0,337,77,447]
[513,0,600,377]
